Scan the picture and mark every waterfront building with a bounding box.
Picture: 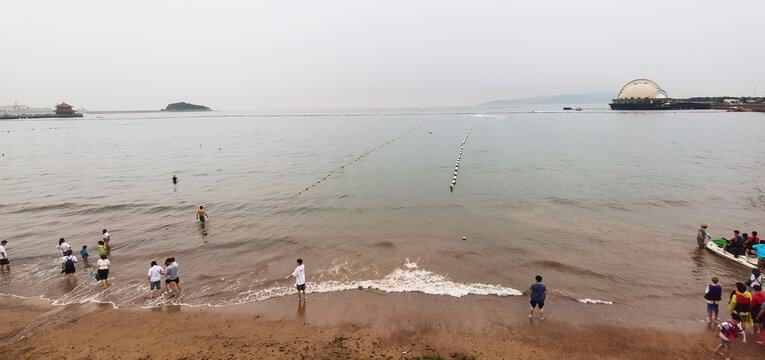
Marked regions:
[55,102,76,115]
[609,79,709,110]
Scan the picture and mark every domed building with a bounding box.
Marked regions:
[610,79,709,110]
[616,79,667,100]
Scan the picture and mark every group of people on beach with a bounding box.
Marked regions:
[54,230,184,297]
[0,206,310,302]
[698,223,765,358]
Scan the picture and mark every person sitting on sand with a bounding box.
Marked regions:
[529,275,547,320]
[729,282,753,331]
[705,277,722,323]
[196,206,208,223]
[713,314,746,360]
[61,249,77,282]
[697,222,711,248]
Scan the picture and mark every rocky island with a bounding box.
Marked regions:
[162,102,211,112]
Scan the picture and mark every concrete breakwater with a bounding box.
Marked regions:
[0,113,83,120]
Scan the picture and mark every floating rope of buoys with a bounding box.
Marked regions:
[450,120,479,192]
[288,120,432,199]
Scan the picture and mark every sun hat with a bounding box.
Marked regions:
[701,222,709,228]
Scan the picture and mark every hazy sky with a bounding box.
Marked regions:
[2,1,764,110]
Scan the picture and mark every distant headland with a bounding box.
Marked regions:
[162,102,212,112]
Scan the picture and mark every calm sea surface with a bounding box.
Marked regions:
[1,106,764,321]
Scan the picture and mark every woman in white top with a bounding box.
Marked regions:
[96,255,111,287]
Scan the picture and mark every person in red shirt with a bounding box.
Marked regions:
[752,285,765,335]
[746,231,760,258]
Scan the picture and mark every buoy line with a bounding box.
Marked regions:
[288,120,432,199]
[450,120,479,192]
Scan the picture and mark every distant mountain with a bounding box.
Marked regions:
[163,102,212,112]
[479,91,613,106]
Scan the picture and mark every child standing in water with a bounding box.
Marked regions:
[529,275,547,320]
[80,245,89,265]
[285,259,306,301]
[102,229,110,249]
[97,241,107,257]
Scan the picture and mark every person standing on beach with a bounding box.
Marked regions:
[164,258,181,297]
[713,314,746,359]
[729,282,753,331]
[705,277,722,323]
[58,238,71,256]
[61,250,77,282]
[285,259,306,301]
[102,229,110,249]
[529,275,547,320]
[96,255,110,288]
[0,240,10,272]
[752,239,765,272]
[147,261,164,298]
[698,223,711,248]
[196,206,208,223]
[750,285,764,335]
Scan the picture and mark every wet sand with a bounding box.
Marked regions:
[3,293,764,359]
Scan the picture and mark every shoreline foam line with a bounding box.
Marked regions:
[450,120,479,192]
[288,120,431,199]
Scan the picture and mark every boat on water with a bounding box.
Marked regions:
[727,106,753,112]
[705,238,758,269]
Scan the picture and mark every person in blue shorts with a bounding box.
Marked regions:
[529,275,547,319]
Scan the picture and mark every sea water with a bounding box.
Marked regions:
[0,106,763,321]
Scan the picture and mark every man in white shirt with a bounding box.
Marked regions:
[147,261,164,298]
[0,240,9,271]
[285,258,306,301]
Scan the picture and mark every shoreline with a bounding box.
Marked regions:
[3,292,764,359]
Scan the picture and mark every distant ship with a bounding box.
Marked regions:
[609,79,710,110]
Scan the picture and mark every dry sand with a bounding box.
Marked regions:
[2,292,764,360]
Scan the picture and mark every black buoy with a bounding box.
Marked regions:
[172,175,178,184]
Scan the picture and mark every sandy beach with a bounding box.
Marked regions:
[2,292,764,360]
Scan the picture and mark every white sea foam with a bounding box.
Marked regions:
[212,261,523,307]
[577,298,613,305]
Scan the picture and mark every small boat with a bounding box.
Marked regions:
[563,107,573,110]
[705,238,758,269]
[575,107,582,111]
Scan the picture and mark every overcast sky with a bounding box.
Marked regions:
[2,0,763,110]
